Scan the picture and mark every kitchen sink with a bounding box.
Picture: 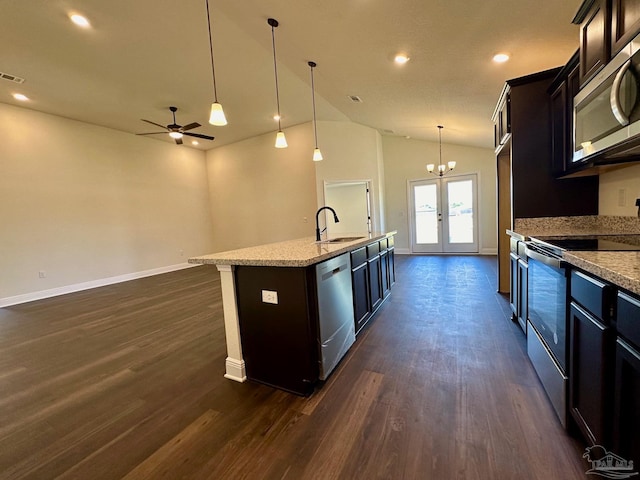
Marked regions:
[319,236,365,243]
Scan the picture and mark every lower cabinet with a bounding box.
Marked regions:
[352,261,370,333]
[613,291,640,467]
[569,301,613,446]
[351,237,395,335]
[613,338,640,466]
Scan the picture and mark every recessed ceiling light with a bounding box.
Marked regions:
[192,140,199,145]
[394,53,410,65]
[493,53,510,63]
[13,93,29,101]
[69,13,91,28]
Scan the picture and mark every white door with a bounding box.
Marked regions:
[409,174,478,253]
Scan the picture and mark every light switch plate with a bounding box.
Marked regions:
[261,290,278,304]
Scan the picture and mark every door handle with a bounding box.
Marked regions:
[611,58,633,127]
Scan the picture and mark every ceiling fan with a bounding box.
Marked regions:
[136,106,214,145]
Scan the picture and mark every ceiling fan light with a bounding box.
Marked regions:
[313,148,323,162]
[275,130,288,148]
[169,131,183,139]
[209,102,227,126]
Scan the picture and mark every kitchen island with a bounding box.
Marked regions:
[189,232,396,395]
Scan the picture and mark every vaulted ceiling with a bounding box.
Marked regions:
[2,0,582,150]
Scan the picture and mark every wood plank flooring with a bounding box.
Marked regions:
[0,256,590,479]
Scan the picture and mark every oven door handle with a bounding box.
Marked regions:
[524,246,566,269]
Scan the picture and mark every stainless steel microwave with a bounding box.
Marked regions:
[574,33,640,163]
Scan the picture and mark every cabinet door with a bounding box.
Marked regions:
[613,337,640,467]
[388,247,396,287]
[380,250,390,297]
[569,302,613,446]
[368,255,383,312]
[611,0,640,55]
[352,262,371,334]
[580,0,611,85]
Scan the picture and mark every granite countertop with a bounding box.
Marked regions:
[507,216,640,296]
[189,231,396,267]
[563,251,640,296]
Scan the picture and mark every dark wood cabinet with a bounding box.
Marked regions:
[577,0,611,85]
[351,237,395,335]
[509,238,527,333]
[613,337,640,466]
[517,257,528,333]
[569,301,614,445]
[368,255,383,313]
[611,0,640,55]
[352,261,370,334]
[493,95,511,152]
[613,290,640,466]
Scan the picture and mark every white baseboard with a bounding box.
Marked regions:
[395,248,411,255]
[0,263,200,308]
[394,247,496,255]
[480,248,498,255]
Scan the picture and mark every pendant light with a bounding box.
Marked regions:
[308,61,323,161]
[268,18,287,148]
[426,125,456,176]
[205,0,227,126]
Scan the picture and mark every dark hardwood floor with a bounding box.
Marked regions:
[0,256,589,479]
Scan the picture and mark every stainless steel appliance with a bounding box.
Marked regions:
[315,252,356,380]
[525,241,570,427]
[525,234,640,427]
[574,32,640,163]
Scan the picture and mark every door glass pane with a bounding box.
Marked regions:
[414,184,438,244]
[447,180,473,243]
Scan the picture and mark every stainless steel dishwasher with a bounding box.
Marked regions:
[315,252,356,380]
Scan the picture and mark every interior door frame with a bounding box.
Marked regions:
[407,173,479,254]
[323,180,373,235]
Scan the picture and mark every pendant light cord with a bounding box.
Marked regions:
[270,21,283,131]
[205,0,218,102]
[309,62,319,148]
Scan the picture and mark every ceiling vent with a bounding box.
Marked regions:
[347,95,363,103]
[0,72,25,84]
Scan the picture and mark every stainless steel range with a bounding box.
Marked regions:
[524,234,640,427]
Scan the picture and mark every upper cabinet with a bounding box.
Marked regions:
[575,0,640,85]
[612,0,640,54]
[577,0,611,85]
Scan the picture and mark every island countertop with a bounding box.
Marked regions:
[189,231,396,268]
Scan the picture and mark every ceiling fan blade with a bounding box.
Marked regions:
[141,119,168,129]
[181,122,201,132]
[175,137,183,145]
[183,132,214,140]
[136,132,166,136]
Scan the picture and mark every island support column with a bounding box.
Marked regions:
[216,264,246,382]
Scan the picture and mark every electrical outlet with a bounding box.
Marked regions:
[302,217,308,223]
[38,270,46,278]
[261,290,278,304]
[179,249,184,256]
[618,188,627,207]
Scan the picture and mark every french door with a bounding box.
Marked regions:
[409,174,478,253]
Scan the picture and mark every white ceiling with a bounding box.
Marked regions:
[1,0,583,150]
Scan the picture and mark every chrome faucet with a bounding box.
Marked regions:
[315,206,340,241]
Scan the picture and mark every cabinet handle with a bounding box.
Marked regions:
[611,58,632,127]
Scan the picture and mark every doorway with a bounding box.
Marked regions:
[408,174,478,253]
[323,181,372,235]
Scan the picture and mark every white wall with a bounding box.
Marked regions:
[0,103,215,302]
[315,121,386,232]
[599,164,640,216]
[382,136,497,254]
[205,123,318,252]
